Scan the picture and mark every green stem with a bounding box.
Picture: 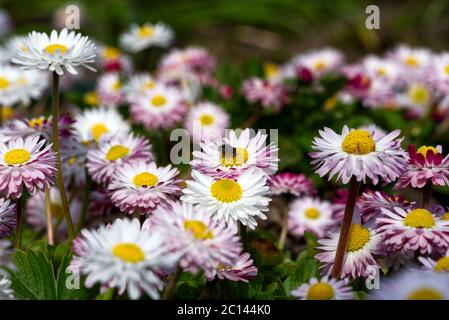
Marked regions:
[76,169,91,233]
[51,72,75,240]
[14,197,23,249]
[162,265,182,300]
[421,181,432,208]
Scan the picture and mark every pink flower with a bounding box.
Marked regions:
[269,172,315,197]
[242,77,290,111]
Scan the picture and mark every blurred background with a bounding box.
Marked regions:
[2,0,449,64]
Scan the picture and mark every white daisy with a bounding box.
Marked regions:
[123,73,157,103]
[288,197,336,238]
[291,276,354,300]
[391,45,433,71]
[73,107,130,145]
[181,169,270,229]
[120,22,174,53]
[12,28,97,75]
[71,218,179,300]
[96,72,122,107]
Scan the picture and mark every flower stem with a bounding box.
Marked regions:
[51,72,75,240]
[331,177,360,279]
[277,199,289,251]
[14,197,23,249]
[240,222,248,251]
[44,187,55,245]
[76,169,91,234]
[421,181,432,208]
[162,265,182,300]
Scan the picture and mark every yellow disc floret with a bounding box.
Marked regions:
[408,84,430,104]
[220,147,249,167]
[306,283,335,300]
[0,76,10,89]
[113,243,145,263]
[151,95,166,107]
[4,149,31,166]
[407,288,443,300]
[90,123,108,142]
[133,172,158,188]
[45,44,68,55]
[346,224,370,252]
[341,129,375,155]
[404,209,435,229]
[210,179,243,203]
[199,114,214,126]
[105,145,129,161]
[138,25,154,38]
[417,145,439,157]
[305,208,320,220]
[184,220,213,240]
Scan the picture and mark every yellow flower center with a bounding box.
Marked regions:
[210,179,243,203]
[220,147,249,167]
[145,80,156,89]
[434,257,449,272]
[404,209,435,229]
[112,243,145,263]
[102,47,121,60]
[112,81,121,91]
[84,91,99,106]
[313,60,327,71]
[305,208,320,220]
[306,283,335,300]
[0,76,10,89]
[417,145,439,157]
[405,56,419,67]
[90,123,108,142]
[376,67,387,76]
[105,145,129,161]
[341,129,375,155]
[441,213,449,221]
[346,224,370,252]
[184,220,213,240]
[199,114,214,126]
[44,44,68,55]
[4,149,31,165]
[133,172,158,188]
[1,107,13,121]
[138,25,154,38]
[67,156,77,165]
[263,63,279,78]
[407,288,443,300]
[444,65,449,76]
[27,117,45,128]
[151,95,166,107]
[408,84,430,104]
[324,95,337,111]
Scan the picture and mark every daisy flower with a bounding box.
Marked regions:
[181,169,270,229]
[376,207,449,256]
[72,218,179,300]
[362,55,401,80]
[12,28,97,75]
[184,101,230,142]
[395,79,435,117]
[96,45,132,73]
[390,45,433,72]
[269,172,315,197]
[242,77,290,111]
[74,107,130,145]
[369,270,449,300]
[96,72,123,107]
[419,249,449,272]
[109,161,181,215]
[26,187,81,234]
[120,22,173,53]
[396,144,449,189]
[315,223,382,280]
[0,136,57,198]
[61,136,88,188]
[191,128,279,179]
[130,83,186,130]
[0,198,15,238]
[123,73,157,103]
[87,133,153,185]
[291,276,354,300]
[359,190,414,223]
[207,253,257,283]
[0,276,14,300]
[288,197,335,238]
[151,201,241,275]
[433,53,449,93]
[310,125,407,184]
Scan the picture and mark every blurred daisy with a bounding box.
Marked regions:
[87,133,153,185]
[396,144,449,189]
[97,45,132,73]
[96,72,122,107]
[192,128,279,179]
[310,126,407,184]
[0,276,14,300]
[269,172,315,197]
[419,249,449,272]
[391,45,433,71]
[377,207,449,256]
[242,77,290,111]
[286,48,344,80]
[151,201,241,275]
[291,276,353,300]
[0,136,57,198]
[395,80,434,117]
[61,136,88,188]
[12,28,97,75]
[207,253,257,283]
[120,22,173,53]
[0,198,15,238]
[316,223,382,279]
[288,197,335,238]
[72,218,179,300]
[26,187,81,234]
[130,83,186,130]
[123,73,157,103]
[181,169,270,229]
[74,107,130,145]
[369,270,449,300]
[184,101,230,142]
[433,53,449,93]
[359,190,414,224]
[362,55,401,80]
[109,161,181,215]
